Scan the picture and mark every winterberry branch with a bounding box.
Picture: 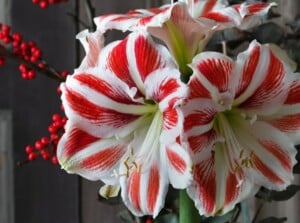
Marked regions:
[0,46,65,82]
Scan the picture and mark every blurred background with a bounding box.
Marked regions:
[0,0,299,223]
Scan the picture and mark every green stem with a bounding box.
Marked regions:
[241,201,250,223]
[179,190,201,223]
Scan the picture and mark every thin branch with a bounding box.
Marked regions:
[66,12,90,29]
[0,46,65,82]
[84,0,96,31]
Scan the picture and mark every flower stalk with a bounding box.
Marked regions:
[179,190,201,223]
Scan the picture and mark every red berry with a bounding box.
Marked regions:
[28,152,36,161]
[51,156,58,165]
[41,150,50,160]
[39,1,49,9]
[32,0,40,4]
[38,62,46,69]
[27,70,36,79]
[35,140,44,150]
[25,145,34,154]
[0,57,5,66]
[41,137,49,146]
[52,113,61,122]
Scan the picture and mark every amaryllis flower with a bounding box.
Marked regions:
[94,0,275,73]
[57,31,192,217]
[182,41,298,216]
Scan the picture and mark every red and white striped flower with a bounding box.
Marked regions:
[183,41,298,216]
[57,31,192,217]
[94,0,275,72]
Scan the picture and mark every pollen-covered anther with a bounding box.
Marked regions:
[240,113,257,125]
[239,150,254,168]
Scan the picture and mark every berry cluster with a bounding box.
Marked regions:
[0,23,67,81]
[24,113,67,165]
[0,23,42,79]
[32,0,69,9]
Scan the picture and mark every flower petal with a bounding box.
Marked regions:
[120,162,169,217]
[235,120,296,190]
[94,5,171,33]
[76,30,104,71]
[186,0,228,18]
[200,2,276,30]
[234,41,291,115]
[57,123,128,184]
[161,143,192,189]
[187,146,257,216]
[183,98,218,134]
[61,70,153,138]
[190,52,234,103]
[100,32,176,94]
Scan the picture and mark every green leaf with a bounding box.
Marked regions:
[154,214,178,223]
[202,209,236,223]
[257,217,287,223]
[256,185,300,201]
[118,210,135,223]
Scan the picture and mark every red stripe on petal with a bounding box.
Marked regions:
[107,38,136,88]
[197,58,233,92]
[189,76,211,99]
[259,141,293,171]
[128,170,142,212]
[194,158,216,214]
[202,11,232,22]
[184,108,216,132]
[224,171,240,205]
[285,81,300,104]
[188,130,217,154]
[65,128,99,157]
[134,35,164,82]
[163,108,179,130]
[154,77,181,102]
[80,146,125,170]
[253,154,285,184]
[240,51,285,109]
[271,114,300,132]
[247,3,271,15]
[75,74,139,104]
[202,0,218,15]
[147,165,160,213]
[65,89,140,127]
[166,147,187,174]
[235,45,260,98]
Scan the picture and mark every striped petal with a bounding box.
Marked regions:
[120,161,169,217]
[267,79,300,143]
[188,155,257,216]
[61,69,153,138]
[200,2,276,30]
[144,67,187,142]
[190,52,234,106]
[180,0,228,18]
[235,120,296,190]
[100,32,176,94]
[94,5,171,33]
[76,30,104,71]
[57,123,128,184]
[234,41,291,115]
[161,143,192,189]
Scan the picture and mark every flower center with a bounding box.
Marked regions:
[213,109,255,173]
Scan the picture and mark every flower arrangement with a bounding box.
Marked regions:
[1,0,300,223]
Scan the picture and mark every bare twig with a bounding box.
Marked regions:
[84,0,96,31]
